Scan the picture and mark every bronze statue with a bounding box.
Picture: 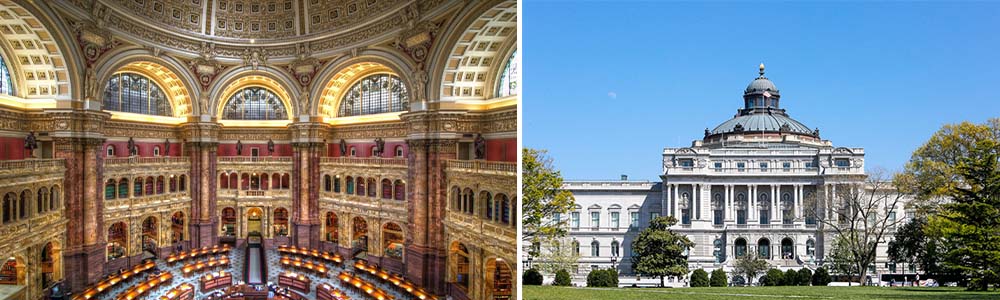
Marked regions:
[127,137,136,156]
[236,140,243,155]
[24,131,37,150]
[474,133,486,160]
[267,139,275,155]
[374,138,385,157]
[339,139,348,156]
[164,139,170,156]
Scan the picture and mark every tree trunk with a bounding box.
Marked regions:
[660,275,664,287]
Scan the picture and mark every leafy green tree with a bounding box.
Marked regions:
[733,255,769,286]
[887,217,948,276]
[812,267,831,286]
[554,269,572,286]
[783,269,799,286]
[536,237,580,278]
[828,234,861,285]
[762,269,784,286]
[631,216,694,287]
[690,269,709,287]
[523,268,543,285]
[796,268,812,286]
[709,268,728,287]
[522,148,577,255]
[925,138,1000,291]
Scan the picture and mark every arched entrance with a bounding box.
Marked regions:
[382,222,404,260]
[171,211,185,244]
[781,238,794,259]
[273,208,289,237]
[141,216,158,257]
[221,207,237,237]
[0,256,24,285]
[40,242,61,289]
[351,217,368,258]
[450,242,470,293]
[325,212,338,243]
[486,258,513,300]
[247,207,263,236]
[107,222,128,260]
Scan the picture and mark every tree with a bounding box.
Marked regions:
[523,268,543,285]
[803,169,907,286]
[710,268,728,287]
[887,217,947,276]
[690,269,709,287]
[812,267,831,286]
[554,269,572,286]
[783,269,799,286]
[828,235,861,285]
[925,138,1000,291]
[797,268,812,286]
[631,216,694,287]
[586,269,618,287]
[733,255,769,286]
[762,268,784,286]
[536,236,580,277]
[522,148,577,255]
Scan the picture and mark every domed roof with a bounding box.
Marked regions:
[745,63,778,94]
[710,113,813,135]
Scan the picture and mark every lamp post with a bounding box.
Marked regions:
[527,256,533,269]
[611,256,617,270]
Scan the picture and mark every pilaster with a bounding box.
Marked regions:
[180,122,220,248]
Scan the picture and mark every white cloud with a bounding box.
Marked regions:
[608,92,617,99]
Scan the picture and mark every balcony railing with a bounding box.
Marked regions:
[445,160,516,174]
[217,156,294,163]
[320,157,408,166]
[0,158,65,170]
[105,156,189,165]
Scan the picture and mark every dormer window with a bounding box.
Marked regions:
[679,159,694,168]
[835,158,851,168]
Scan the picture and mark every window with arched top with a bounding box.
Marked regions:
[497,49,519,97]
[103,72,172,116]
[0,54,14,96]
[339,74,408,117]
[221,87,288,120]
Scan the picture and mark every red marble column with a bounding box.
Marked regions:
[56,137,106,293]
[187,142,218,248]
[292,142,321,248]
[405,139,456,295]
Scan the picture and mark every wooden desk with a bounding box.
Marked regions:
[317,283,351,300]
[279,256,329,276]
[159,283,194,300]
[276,245,343,266]
[73,261,156,300]
[166,245,232,265]
[355,260,436,300]
[115,271,173,300]
[181,256,230,276]
[200,271,232,291]
[277,272,311,294]
[338,271,393,300]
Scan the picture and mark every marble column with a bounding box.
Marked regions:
[404,138,456,295]
[56,136,106,293]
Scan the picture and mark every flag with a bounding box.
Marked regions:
[762,91,772,99]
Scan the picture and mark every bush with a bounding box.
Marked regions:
[812,267,832,286]
[586,268,618,287]
[762,269,784,286]
[554,269,572,286]
[797,268,813,286]
[710,268,728,287]
[783,269,799,286]
[523,268,543,285]
[690,269,709,287]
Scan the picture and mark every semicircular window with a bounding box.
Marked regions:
[496,49,519,97]
[339,74,408,117]
[222,87,288,120]
[0,54,13,95]
[103,72,172,116]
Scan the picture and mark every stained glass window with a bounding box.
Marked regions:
[0,54,12,95]
[103,72,172,116]
[497,49,519,97]
[338,74,408,117]
[222,87,288,120]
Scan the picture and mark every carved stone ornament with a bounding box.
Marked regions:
[243,48,269,70]
[392,20,440,64]
[76,6,117,67]
[285,43,323,88]
[188,42,225,90]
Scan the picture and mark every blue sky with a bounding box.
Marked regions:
[523,1,1000,181]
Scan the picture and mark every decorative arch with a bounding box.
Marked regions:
[107,221,128,260]
[312,55,414,119]
[485,257,514,299]
[430,0,517,102]
[382,222,404,260]
[324,212,338,243]
[141,216,158,254]
[0,1,78,104]
[93,49,198,118]
[449,242,471,290]
[208,67,298,124]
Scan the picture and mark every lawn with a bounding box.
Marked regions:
[523,285,1000,300]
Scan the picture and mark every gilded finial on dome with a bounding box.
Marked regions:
[759,63,765,76]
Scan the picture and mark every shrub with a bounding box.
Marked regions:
[690,269,709,287]
[797,268,813,286]
[586,268,618,287]
[812,267,832,286]
[710,268,728,287]
[523,268,543,285]
[762,268,784,286]
[554,269,572,286]
[783,269,799,286]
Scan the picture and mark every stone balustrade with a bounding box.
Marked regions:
[0,158,65,176]
[445,160,516,176]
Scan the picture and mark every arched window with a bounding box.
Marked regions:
[611,240,620,257]
[338,74,408,117]
[381,179,392,199]
[103,72,172,116]
[0,54,14,95]
[221,87,288,120]
[117,178,128,199]
[591,240,600,257]
[179,175,186,191]
[393,180,404,200]
[713,238,725,263]
[395,146,403,157]
[758,238,770,259]
[367,178,377,197]
[346,176,355,194]
[806,239,815,256]
[324,175,332,192]
[735,238,747,258]
[496,49,519,97]
[106,145,115,157]
[134,177,144,197]
[334,176,341,193]
[105,179,116,200]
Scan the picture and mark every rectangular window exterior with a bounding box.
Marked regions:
[714,162,723,171]
[571,212,580,228]
[835,158,851,168]
[553,212,561,224]
[737,162,746,172]
[591,212,600,228]
[888,211,896,228]
[783,162,791,171]
[610,212,620,228]
[630,212,639,227]
[679,159,694,168]
[650,212,660,222]
[760,162,768,172]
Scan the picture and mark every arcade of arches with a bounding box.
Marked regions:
[0,1,517,300]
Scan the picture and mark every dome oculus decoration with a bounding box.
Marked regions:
[222,87,288,120]
[102,72,172,117]
[338,74,408,117]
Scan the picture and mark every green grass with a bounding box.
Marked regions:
[524,285,1000,300]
